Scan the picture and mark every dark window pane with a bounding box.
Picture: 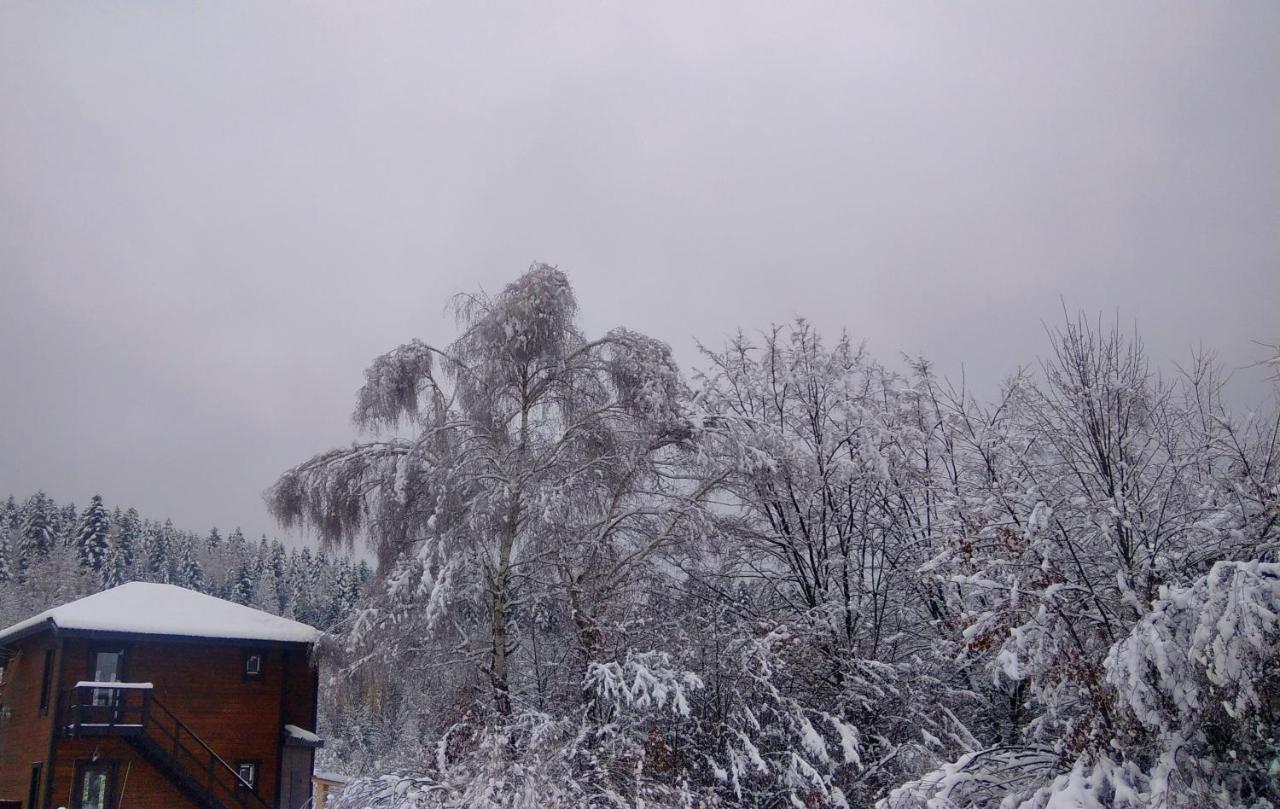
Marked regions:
[244,652,262,677]
[236,762,257,789]
[90,650,124,707]
[27,763,42,809]
[77,768,108,809]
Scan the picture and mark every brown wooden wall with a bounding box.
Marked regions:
[47,736,192,809]
[0,634,59,808]
[4,632,318,809]
[280,647,318,732]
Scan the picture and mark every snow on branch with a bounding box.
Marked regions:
[585,650,703,717]
[1105,560,1280,733]
[354,339,437,429]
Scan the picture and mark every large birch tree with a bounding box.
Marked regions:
[269,264,700,717]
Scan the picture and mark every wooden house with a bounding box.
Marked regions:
[0,583,323,809]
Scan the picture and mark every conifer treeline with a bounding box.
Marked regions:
[0,491,370,631]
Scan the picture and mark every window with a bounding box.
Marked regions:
[235,761,259,791]
[72,761,115,809]
[27,763,42,809]
[89,649,124,707]
[37,651,53,716]
[242,651,263,680]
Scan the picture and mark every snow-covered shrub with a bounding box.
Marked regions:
[884,742,1155,807]
[1104,560,1280,807]
[881,561,1280,809]
[331,708,708,808]
[652,611,980,809]
[326,650,709,809]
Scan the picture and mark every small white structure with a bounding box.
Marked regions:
[312,771,351,809]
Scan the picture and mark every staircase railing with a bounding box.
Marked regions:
[63,683,274,809]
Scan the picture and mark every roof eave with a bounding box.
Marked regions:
[51,627,319,649]
[0,616,58,649]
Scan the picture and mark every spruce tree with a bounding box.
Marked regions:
[2,495,18,532]
[269,541,289,612]
[75,494,111,573]
[145,520,173,583]
[344,560,363,605]
[0,497,15,585]
[229,561,255,605]
[256,535,271,574]
[57,503,78,546]
[104,507,141,587]
[252,567,280,614]
[330,561,359,626]
[104,507,124,586]
[0,526,12,584]
[177,542,204,591]
[283,550,305,619]
[221,527,248,595]
[21,491,55,563]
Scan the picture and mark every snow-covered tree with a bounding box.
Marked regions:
[1104,560,1280,806]
[221,527,249,598]
[883,561,1280,809]
[20,490,56,570]
[271,264,699,718]
[54,502,78,548]
[176,541,205,590]
[296,285,1276,805]
[75,494,110,573]
[229,561,255,604]
[268,540,289,612]
[104,506,140,587]
[0,525,12,585]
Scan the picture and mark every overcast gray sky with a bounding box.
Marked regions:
[1,2,1277,544]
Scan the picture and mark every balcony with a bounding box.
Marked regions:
[63,681,153,736]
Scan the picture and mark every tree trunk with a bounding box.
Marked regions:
[490,522,515,718]
[490,586,511,716]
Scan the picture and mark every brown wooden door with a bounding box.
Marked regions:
[279,747,313,809]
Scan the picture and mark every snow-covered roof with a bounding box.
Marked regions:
[284,724,324,746]
[0,582,322,646]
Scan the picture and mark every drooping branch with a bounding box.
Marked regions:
[353,339,439,430]
[267,441,411,554]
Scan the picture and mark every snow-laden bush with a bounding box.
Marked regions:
[329,636,974,809]
[881,561,1280,809]
[1104,560,1280,807]
[329,712,683,809]
[330,653,712,809]
[878,747,1150,809]
[693,625,981,809]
